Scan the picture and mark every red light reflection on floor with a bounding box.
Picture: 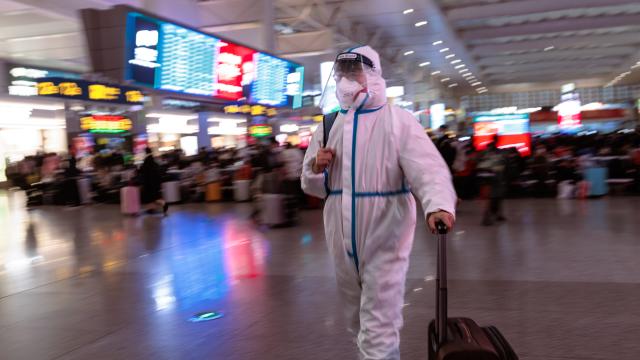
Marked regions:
[223,220,266,280]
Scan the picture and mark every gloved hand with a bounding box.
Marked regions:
[427,210,455,234]
[312,147,335,174]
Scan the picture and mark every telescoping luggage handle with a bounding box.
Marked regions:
[435,220,449,346]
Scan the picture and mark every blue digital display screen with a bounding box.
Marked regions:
[125,12,303,108]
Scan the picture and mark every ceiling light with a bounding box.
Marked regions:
[454,65,466,69]
[459,69,470,74]
[404,50,414,56]
[415,21,428,27]
[439,48,450,52]
[544,46,555,51]
[419,62,431,67]
[451,59,461,64]
[403,8,414,15]
[431,71,441,75]
[445,54,455,59]
[448,83,458,88]
[478,89,488,93]
[441,78,451,82]
[432,40,443,46]
[471,82,482,86]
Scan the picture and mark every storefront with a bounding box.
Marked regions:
[207,114,248,149]
[0,96,67,182]
[34,77,147,162]
[145,111,199,155]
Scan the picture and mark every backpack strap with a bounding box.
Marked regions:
[322,111,339,148]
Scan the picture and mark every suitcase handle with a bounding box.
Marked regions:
[435,220,448,346]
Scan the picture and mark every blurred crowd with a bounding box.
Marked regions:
[434,129,640,201]
[4,128,640,219]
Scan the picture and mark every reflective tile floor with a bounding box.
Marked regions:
[1,190,639,360]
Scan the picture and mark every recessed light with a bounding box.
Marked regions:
[441,78,451,82]
[419,62,431,67]
[433,40,443,46]
[459,69,470,74]
[448,83,458,88]
[544,46,555,51]
[451,59,461,64]
[415,21,428,27]
[454,65,466,69]
[404,50,414,56]
[431,71,441,75]
[403,8,414,15]
[445,54,455,59]
[439,48,450,52]
[471,82,482,86]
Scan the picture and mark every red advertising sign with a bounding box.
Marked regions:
[214,42,256,100]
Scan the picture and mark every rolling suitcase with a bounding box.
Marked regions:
[120,186,141,216]
[429,221,518,360]
[162,181,181,204]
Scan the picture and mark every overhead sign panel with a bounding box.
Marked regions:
[124,12,304,108]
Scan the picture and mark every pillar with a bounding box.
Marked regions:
[262,0,276,51]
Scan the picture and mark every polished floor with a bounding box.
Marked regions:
[1,190,639,360]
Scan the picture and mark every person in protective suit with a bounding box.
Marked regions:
[301,45,457,359]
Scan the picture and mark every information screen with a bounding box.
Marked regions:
[473,113,531,156]
[125,12,303,108]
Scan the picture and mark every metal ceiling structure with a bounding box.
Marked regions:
[1,0,639,101]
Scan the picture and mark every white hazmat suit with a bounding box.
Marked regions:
[302,46,457,360]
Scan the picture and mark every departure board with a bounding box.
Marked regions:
[125,12,303,108]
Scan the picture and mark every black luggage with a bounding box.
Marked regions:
[428,221,518,360]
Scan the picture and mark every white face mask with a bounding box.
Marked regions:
[336,77,364,109]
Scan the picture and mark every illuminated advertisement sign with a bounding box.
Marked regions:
[124,12,303,108]
[473,113,531,156]
[36,78,144,104]
[430,103,446,129]
[7,64,80,96]
[224,104,277,117]
[249,124,273,137]
[80,115,133,133]
[557,93,582,128]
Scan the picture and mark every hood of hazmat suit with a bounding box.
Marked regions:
[302,45,457,360]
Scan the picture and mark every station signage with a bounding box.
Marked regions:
[6,64,80,96]
[36,78,144,105]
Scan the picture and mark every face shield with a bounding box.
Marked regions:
[319,51,377,112]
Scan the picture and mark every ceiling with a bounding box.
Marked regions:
[1,0,640,101]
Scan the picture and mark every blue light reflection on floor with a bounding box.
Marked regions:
[301,234,313,245]
[165,214,230,309]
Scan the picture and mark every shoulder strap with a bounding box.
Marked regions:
[322,111,339,148]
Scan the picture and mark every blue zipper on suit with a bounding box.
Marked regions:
[348,98,384,273]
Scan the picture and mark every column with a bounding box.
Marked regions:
[143,0,200,26]
[262,0,276,51]
[197,112,210,149]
